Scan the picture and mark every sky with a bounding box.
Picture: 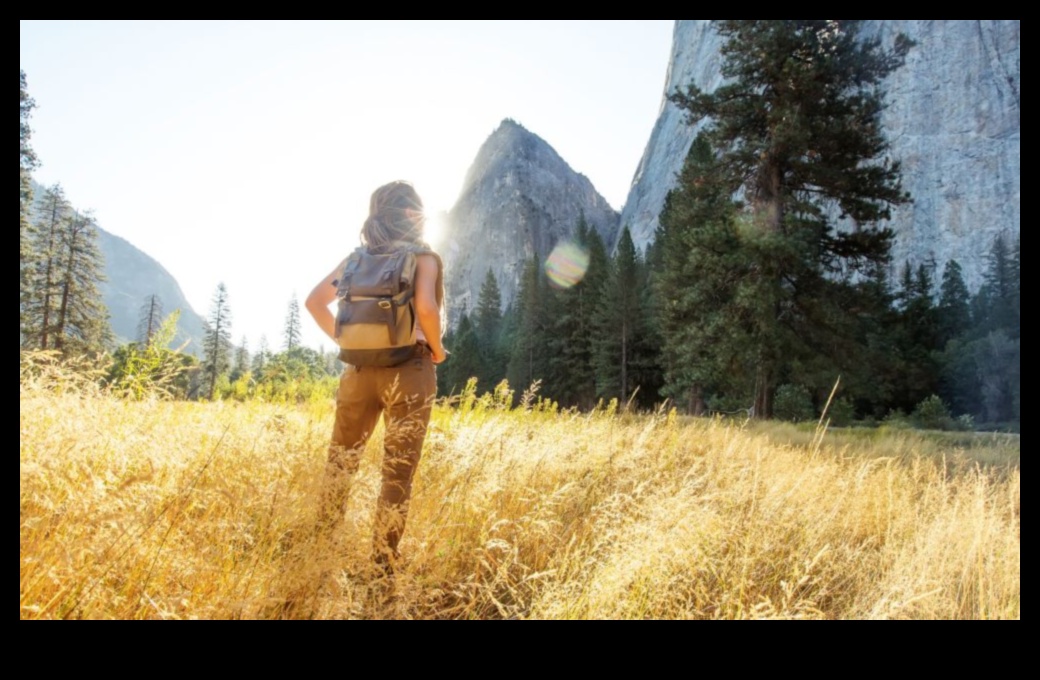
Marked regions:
[20,20,676,352]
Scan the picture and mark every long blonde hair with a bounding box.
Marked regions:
[361,180,427,252]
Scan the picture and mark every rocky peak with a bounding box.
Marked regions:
[442,119,619,324]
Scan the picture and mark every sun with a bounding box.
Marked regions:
[421,209,447,249]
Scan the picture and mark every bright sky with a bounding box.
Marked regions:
[20,20,675,352]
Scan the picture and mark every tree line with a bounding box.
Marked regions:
[21,20,1020,428]
[440,225,1019,429]
[437,21,1019,430]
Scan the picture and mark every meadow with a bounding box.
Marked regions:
[20,359,1020,620]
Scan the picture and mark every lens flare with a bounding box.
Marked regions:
[545,241,590,289]
[422,210,445,249]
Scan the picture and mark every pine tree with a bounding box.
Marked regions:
[549,216,611,408]
[137,294,165,346]
[893,262,940,411]
[53,210,112,355]
[284,293,302,351]
[443,313,482,395]
[937,260,971,347]
[507,258,550,396]
[630,244,665,409]
[975,233,1017,338]
[594,227,642,403]
[666,21,913,417]
[965,233,1021,425]
[24,185,72,350]
[202,283,232,400]
[230,336,250,383]
[656,135,750,415]
[23,186,111,355]
[1010,235,1020,341]
[252,334,270,375]
[936,273,980,420]
[475,268,504,388]
[20,70,41,334]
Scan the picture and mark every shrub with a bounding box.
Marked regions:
[825,397,856,427]
[912,394,953,430]
[774,384,816,422]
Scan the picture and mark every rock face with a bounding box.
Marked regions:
[96,227,207,352]
[442,119,619,324]
[619,20,1020,290]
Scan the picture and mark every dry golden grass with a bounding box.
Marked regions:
[20,360,1019,619]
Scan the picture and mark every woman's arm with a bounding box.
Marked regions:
[415,254,447,364]
[305,259,345,342]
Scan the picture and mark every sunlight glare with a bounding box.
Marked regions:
[422,210,446,249]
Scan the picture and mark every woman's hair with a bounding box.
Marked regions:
[361,180,426,251]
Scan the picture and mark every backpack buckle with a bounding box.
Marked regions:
[378,299,392,310]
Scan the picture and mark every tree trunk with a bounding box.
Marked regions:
[756,161,783,233]
[689,384,706,416]
[753,364,775,419]
[620,320,628,405]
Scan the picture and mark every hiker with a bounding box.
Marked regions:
[305,180,447,576]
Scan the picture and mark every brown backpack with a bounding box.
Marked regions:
[334,244,437,367]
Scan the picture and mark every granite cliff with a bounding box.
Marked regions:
[619,20,1020,289]
[441,119,619,323]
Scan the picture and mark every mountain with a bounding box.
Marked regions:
[619,20,1020,290]
[29,180,207,352]
[95,227,207,352]
[441,119,619,324]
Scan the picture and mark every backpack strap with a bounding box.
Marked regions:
[396,244,444,312]
[335,248,364,300]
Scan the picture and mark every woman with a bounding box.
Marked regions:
[305,180,446,575]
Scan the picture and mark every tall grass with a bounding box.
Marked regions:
[20,359,1019,619]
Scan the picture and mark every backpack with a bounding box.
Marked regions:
[334,243,439,367]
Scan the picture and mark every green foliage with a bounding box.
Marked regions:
[937,260,971,346]
[22,187,113,357]
[137,294,165,346]
[826,397,856,427]
[773,384,816,423]
[202,283,232,400]
[974,330,1019,426]
[442,313,482,396]
[21,70,40,333]
[23,185,70,349]
[507,258,550,395]
[54,210,109,355]
[475,268,505,389]
[550,215,610,408]
[252,335,271,374]
[890,262,941,412]
[594,227,641,403]
[881,408,912,430]
[911,394,953,431]
[106,310,197,399]
[283,294,302,351]
[230,335,250,382]
[660,21,913,418]
[977,233,1017,335]
[226,345,339,403]
[934,234,1019,429]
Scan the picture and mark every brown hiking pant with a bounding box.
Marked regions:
[319,343,437,568]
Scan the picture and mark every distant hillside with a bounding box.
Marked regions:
[30,180,207,353]
[94,227,206,353]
